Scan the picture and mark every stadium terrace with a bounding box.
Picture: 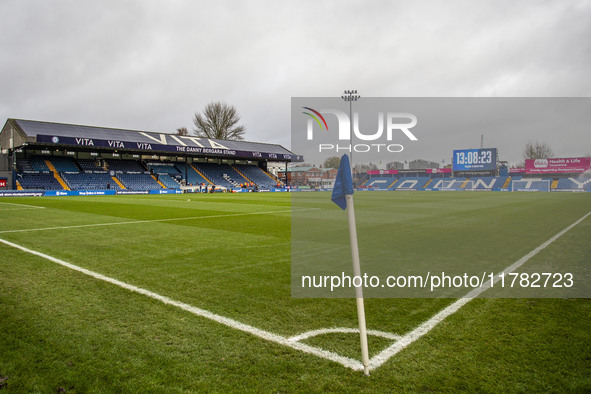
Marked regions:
[0,119,303,195]
[1,118,589,196]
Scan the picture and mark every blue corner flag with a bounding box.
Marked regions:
[331,154,354,210]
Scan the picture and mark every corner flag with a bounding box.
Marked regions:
[331,154,354,210]
[331,154,370,375]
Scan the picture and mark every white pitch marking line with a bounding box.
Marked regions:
[0,237,363,372]
[0,207,47,211]
[0,201,46,209]
[368,210,591,371]
[0,208,318,234]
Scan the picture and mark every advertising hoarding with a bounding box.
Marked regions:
[525,157,590,174]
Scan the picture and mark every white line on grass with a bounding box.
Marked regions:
[0,237,364,372]
[0,208,317,234]
[289,327,401,342]
[0,201,45,210]
[367,210,591,371]
[0,207,47,211]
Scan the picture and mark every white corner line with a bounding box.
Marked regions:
[0,236,362,372]
[368,210,591,371]
[289,327,401,343]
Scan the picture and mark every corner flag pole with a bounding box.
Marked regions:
[331,154,370,375]
[345,194,371,375]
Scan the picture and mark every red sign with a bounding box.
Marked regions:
[525,157,590,174]
[426,168,452,174]
[0,179,6,188]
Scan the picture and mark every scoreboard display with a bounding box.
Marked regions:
[453,148,497,171]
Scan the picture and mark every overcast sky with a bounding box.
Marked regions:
[1,0,589,165]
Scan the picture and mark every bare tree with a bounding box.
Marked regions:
[176,127,189,136]
[353,163,378,173]
[387,161,404,170]
[323,156,341,169]
[193,101,245,140]
[523,140,554,160]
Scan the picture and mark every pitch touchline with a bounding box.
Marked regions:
[0,208,318,234]
[0,237,364,371]
[367,210,591,371]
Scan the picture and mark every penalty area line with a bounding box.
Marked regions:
[0,236,363,372]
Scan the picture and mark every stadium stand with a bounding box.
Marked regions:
[15,150,588,194]
[363,177,399,190]
[117,173,162,190]
[157,174,181,189]
[48,156,80,172]
[18,158,42,172]
[193,163,249,189]
[17,172,63,190]
[423,178,465,190]
[28,157,52,172]
[469,176,508,190]
[62,172,122,191]
[77,159,105,172]
[555,177,591,191]
[186,165,211,186]
[105,159,146,173]
[144,162,182,189]
[146,162,181,176]
[2,119,300,193]
[233,164,280,189]
[394,177,431,190]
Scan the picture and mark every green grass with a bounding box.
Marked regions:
[0,192,590,392]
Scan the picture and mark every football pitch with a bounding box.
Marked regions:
[0,192,590,392]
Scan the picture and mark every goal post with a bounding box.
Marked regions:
[511,179,551,192]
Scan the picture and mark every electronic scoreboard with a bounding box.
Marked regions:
[452,148,497,171]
